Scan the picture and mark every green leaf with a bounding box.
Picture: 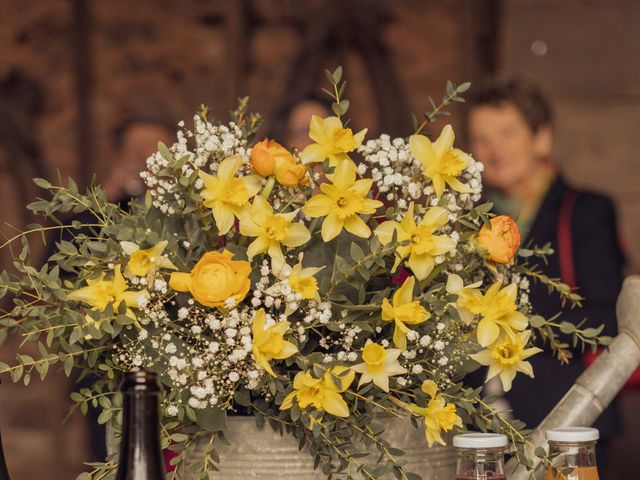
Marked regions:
[457,81,471,93]
[559,322,576,334]
[529,315,546,328]
[158,142,174,162]
[33,177,52,189]
[194,407,228,432]
[332,66,343,84]
[350,242,365,262]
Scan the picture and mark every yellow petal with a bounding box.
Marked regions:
[254,350,276,377]
[119,290,148,308]
[374,221,399,245]
[308,115,328,144]
[247,236,270,259]
[332,159,356,191]
[469,349,492,366]
[169,272,191,292]
[370,372,390,392]
[499,366,517,392]
[353,128,367,146]
[322,391,350,417]
[271,340,298,360]
[212,203,236,235]
[400,203,417,233]
[393,325,407,350]
[351,178,374,197]
[120,241,139,255]
[283,223,311,248]
[431,175,445,199]
[421,380,438,398]
[433,125,455,159]
[321,213,343,242]
[507,311,529,331]
[394,275,416,306]
[476,318,500,347]
[300,143,328,164]
[68,285,99,305]
[280,390,297,410]
[408,253,435,281]
[343,215,371,238]
[409,134,433,165]
[218,155,242,181]
[302,194,333,217]
[445,176,472,193]
[515,360,534,378]
[244,175,262,197]
[252,309,266,337]
[381,298,394,321]
[421,206,449,230]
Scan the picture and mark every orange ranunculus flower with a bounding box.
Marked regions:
[169,249,251,308]
[274,154,309,187]
[475,215,521,264]
[249,139,290,177]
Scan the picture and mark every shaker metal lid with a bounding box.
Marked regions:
[546,427,599,442]
[453,433,509,448]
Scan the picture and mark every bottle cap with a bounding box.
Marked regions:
[546,427,599,442]
[453,433,509,449]
[120,370,161,393]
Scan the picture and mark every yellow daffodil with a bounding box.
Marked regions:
[287,259,323,300]
[409,380,462,447]
[409,125,472,198]
[381,275,430,350]
[120,240,177,277]
[351,340,407,392]
[445,273,482,325]
[302,160,382,242]
[280,366,355,418]
[68,265,148,320]
[198,155,262,235]
[463,280,529,347]
[251,309,298,377]
[470,330,542,391]
[239,196,311,269]
[375,202,455,280]
[300,115,367,166]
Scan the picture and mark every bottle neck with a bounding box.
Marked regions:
[455,447,506,479]
[115,386,165,480]
[547,441,598,477]
[0,430,11,480]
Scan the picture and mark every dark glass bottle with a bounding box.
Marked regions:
[115,371,166,480]
[0,428,11,480]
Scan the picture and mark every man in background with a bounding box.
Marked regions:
[465,77,625,469]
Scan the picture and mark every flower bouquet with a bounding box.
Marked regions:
[0,67,610,479]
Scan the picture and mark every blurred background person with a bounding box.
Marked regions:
[271,95,333,152]
[465,77,626,470]
[105,116,175,205]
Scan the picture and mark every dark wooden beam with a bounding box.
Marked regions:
[72,0,93,188]
[226,0,250,113]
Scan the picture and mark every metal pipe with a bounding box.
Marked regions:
[507,275,640,479]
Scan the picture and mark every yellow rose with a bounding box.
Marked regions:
[274,154,309,187]
[475,215,521,264]
[249,139,290,177]
[169,249,251,308]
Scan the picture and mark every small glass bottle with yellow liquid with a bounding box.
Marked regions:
[545,427,600,480]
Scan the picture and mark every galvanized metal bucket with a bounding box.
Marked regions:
[184,415,455,479]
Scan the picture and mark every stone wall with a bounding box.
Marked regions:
[501,0,640,270]
[0,1,482,477]
[501,2,640,477]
